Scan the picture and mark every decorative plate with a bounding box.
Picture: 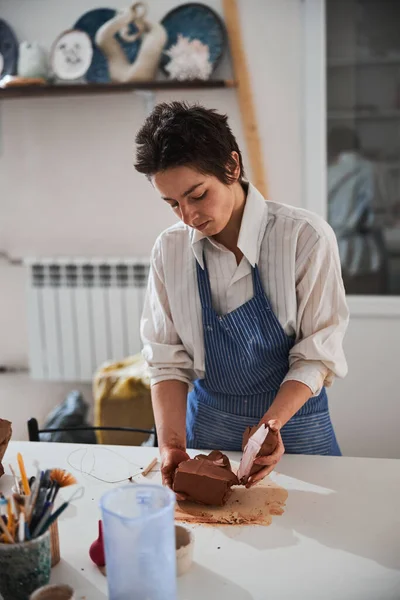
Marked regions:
[51,29,93,81]
[0,19,19,77]
[160,2,227,75]
[73,8,142,83]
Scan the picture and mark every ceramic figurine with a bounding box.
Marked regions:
[17,41,48,79]
[50,29,93,82]
[164,35,212,81]
[95,2,167,82]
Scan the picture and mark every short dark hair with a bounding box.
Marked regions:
[134,101,245,184]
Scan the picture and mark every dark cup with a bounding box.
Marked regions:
[0,531,51,600]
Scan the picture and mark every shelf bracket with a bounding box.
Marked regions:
[135,90,156,115]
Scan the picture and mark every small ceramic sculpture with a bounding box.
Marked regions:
[164,35,212,81]
[51,29,93,82]
[17,41,48,79]
[95,2,167,82]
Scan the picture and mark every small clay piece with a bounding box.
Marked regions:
[173,451,238,506]
[0,419,12,478]
[238,424,279,484]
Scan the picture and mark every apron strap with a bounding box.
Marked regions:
[252,264,265,298]
[196,255,213,309]
[197,253,266,310]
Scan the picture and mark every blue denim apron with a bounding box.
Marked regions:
[187,256,341,455]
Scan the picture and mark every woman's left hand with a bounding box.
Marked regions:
[246,419,285,488]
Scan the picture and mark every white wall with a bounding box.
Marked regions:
[0,0,304,440]
[2,1,397,460]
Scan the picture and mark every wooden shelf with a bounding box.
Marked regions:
[0,79,236,99]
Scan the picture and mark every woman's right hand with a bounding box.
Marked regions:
[160,447,190,497]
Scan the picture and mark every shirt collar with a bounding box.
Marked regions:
[191,182,268,269]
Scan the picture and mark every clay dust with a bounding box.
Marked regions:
[175,465,288,526]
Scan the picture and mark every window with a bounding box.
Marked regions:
[326,0,400,295]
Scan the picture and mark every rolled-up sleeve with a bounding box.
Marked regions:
[140,239,196,388]
[282,220,349,396]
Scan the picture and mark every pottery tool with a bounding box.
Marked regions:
[18,509,25,542]
[0,462,83,545]
[7,499,15,539]
[9,464,21,494]
[0,494,7,521]
[237,424,269,483]
[17,453,31,496]
[12,493,25,520]
[142,458,158,477]
[0,509,14,543]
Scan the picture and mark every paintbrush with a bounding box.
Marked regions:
[25,477,40,525]
[31,470,77,538]
[49,469,77,503]
[29,470,51,532]
[50,469,77,488]
[37,486,84,537]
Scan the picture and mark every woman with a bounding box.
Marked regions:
[135,102,349,490]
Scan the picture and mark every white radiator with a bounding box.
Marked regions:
[25,258,150,382]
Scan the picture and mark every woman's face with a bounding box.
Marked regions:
[152,165,238,236]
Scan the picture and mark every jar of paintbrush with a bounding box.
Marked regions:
[0,453,82,599]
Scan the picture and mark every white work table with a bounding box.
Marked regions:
[1,442,400,600]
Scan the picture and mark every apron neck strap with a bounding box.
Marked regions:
[196,254,264,310]
[252,264,264,297]
[196,255,213,308]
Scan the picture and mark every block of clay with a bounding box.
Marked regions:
[238,424,279,483]
[0,419,12,478]
[173,451,238,506]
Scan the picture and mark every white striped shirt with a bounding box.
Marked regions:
[141,183,349,395]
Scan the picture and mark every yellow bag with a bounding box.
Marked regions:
[93,354,154,446]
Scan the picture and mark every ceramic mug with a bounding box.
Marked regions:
[175,524,194,576]
[30,583,75,600]
[0,531,51,600]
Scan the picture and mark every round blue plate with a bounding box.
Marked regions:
[74,8,142,83]
[160,2,227,75]
[0,19,19,77]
